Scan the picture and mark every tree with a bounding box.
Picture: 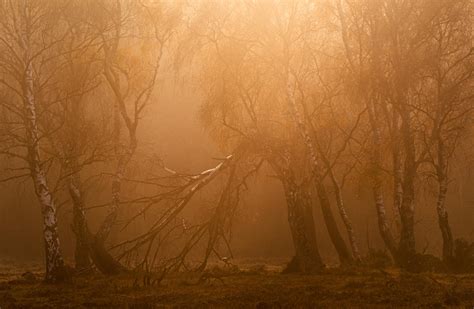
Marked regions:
[336,0,474,270]
[189,0,361,269]
[95,0,181,245]
[0,0,88,281]
[421,0,474,264]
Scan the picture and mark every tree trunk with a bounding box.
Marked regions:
[391,120,403,233]
[93,153,133,275]
[311,126,361,262]
[392,140,403,214]
[368,101,398,261]
[36,172,65,282]
[95,91,137,244]
[390,26,418,270]
[89,237,127,275]
[372,178,398,259]
[95,156,126,242]
[283,181,324,273]
[398,109,417,270]
[398,188,417,270]
[68,163,125,275]
[316,182,353,264]
[330,173,361,261]
[68,172,91,271]
[436,177,454,264]
[285,72,353,265]
[24,62,65,282]
[436,141,454,265]
[69,174,126,275]
[69,192,126,275]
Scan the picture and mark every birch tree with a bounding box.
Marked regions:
[421,0,474,264]
[190,0,361,269]
[0,0,87,281]
[94,0,182,247]
[336,0,474,270]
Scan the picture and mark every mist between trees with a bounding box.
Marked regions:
[0,0,473,283]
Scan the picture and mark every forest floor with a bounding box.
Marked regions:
[0,257,473,308]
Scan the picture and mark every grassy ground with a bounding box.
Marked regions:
[0,259,473,308]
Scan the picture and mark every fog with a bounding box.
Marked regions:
[1,71,472,264]
[0,0,473,306]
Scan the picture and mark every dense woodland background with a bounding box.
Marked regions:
[0,0,473,283]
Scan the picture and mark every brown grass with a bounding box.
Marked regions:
[0,260,473,308]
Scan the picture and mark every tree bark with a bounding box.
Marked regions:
[392,124,403,217]
[283,181,324,273]
[367,101,399,261]
[398,106,417,270]
[315,182,353,264]
[436,177,454,264]
[67,162,125,275]
[24,61,65,282]
[309,123,362,262]
[285,73,353,265]
[95,154,128,243]
[435,141,454,264]
[330,172,362,261]
[337,0,399,264]
[97,23,138,242]
[68,171,91,271]
[69,171,126,275]
[372,177,398,259]
[389,19,418,269]
[89,237,127,275]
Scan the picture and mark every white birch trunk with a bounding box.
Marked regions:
[329,172,362,261]
[24,61,64,281]
[367,102,398,260]
[285,72,352,264]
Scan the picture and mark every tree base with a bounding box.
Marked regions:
[44,265,75,283]
[89,239,127,275]
[282,256,325,274]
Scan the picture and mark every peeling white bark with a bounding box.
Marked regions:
[24,60,64,281]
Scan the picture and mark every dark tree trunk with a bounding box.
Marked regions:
[435,141,454,265]
[390,31,418,270]
[391,116,403,234]
[72,202,91,270]
[398,110,417,270]
[68,169,126,275]
[89,237,127,275]
[315,182,353,265]
[437,190,454,265]
[398,196,417,270]
[76,217,126,275]
[68,170,91,271]
[397,175,417,270]
[283,182,324,273]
